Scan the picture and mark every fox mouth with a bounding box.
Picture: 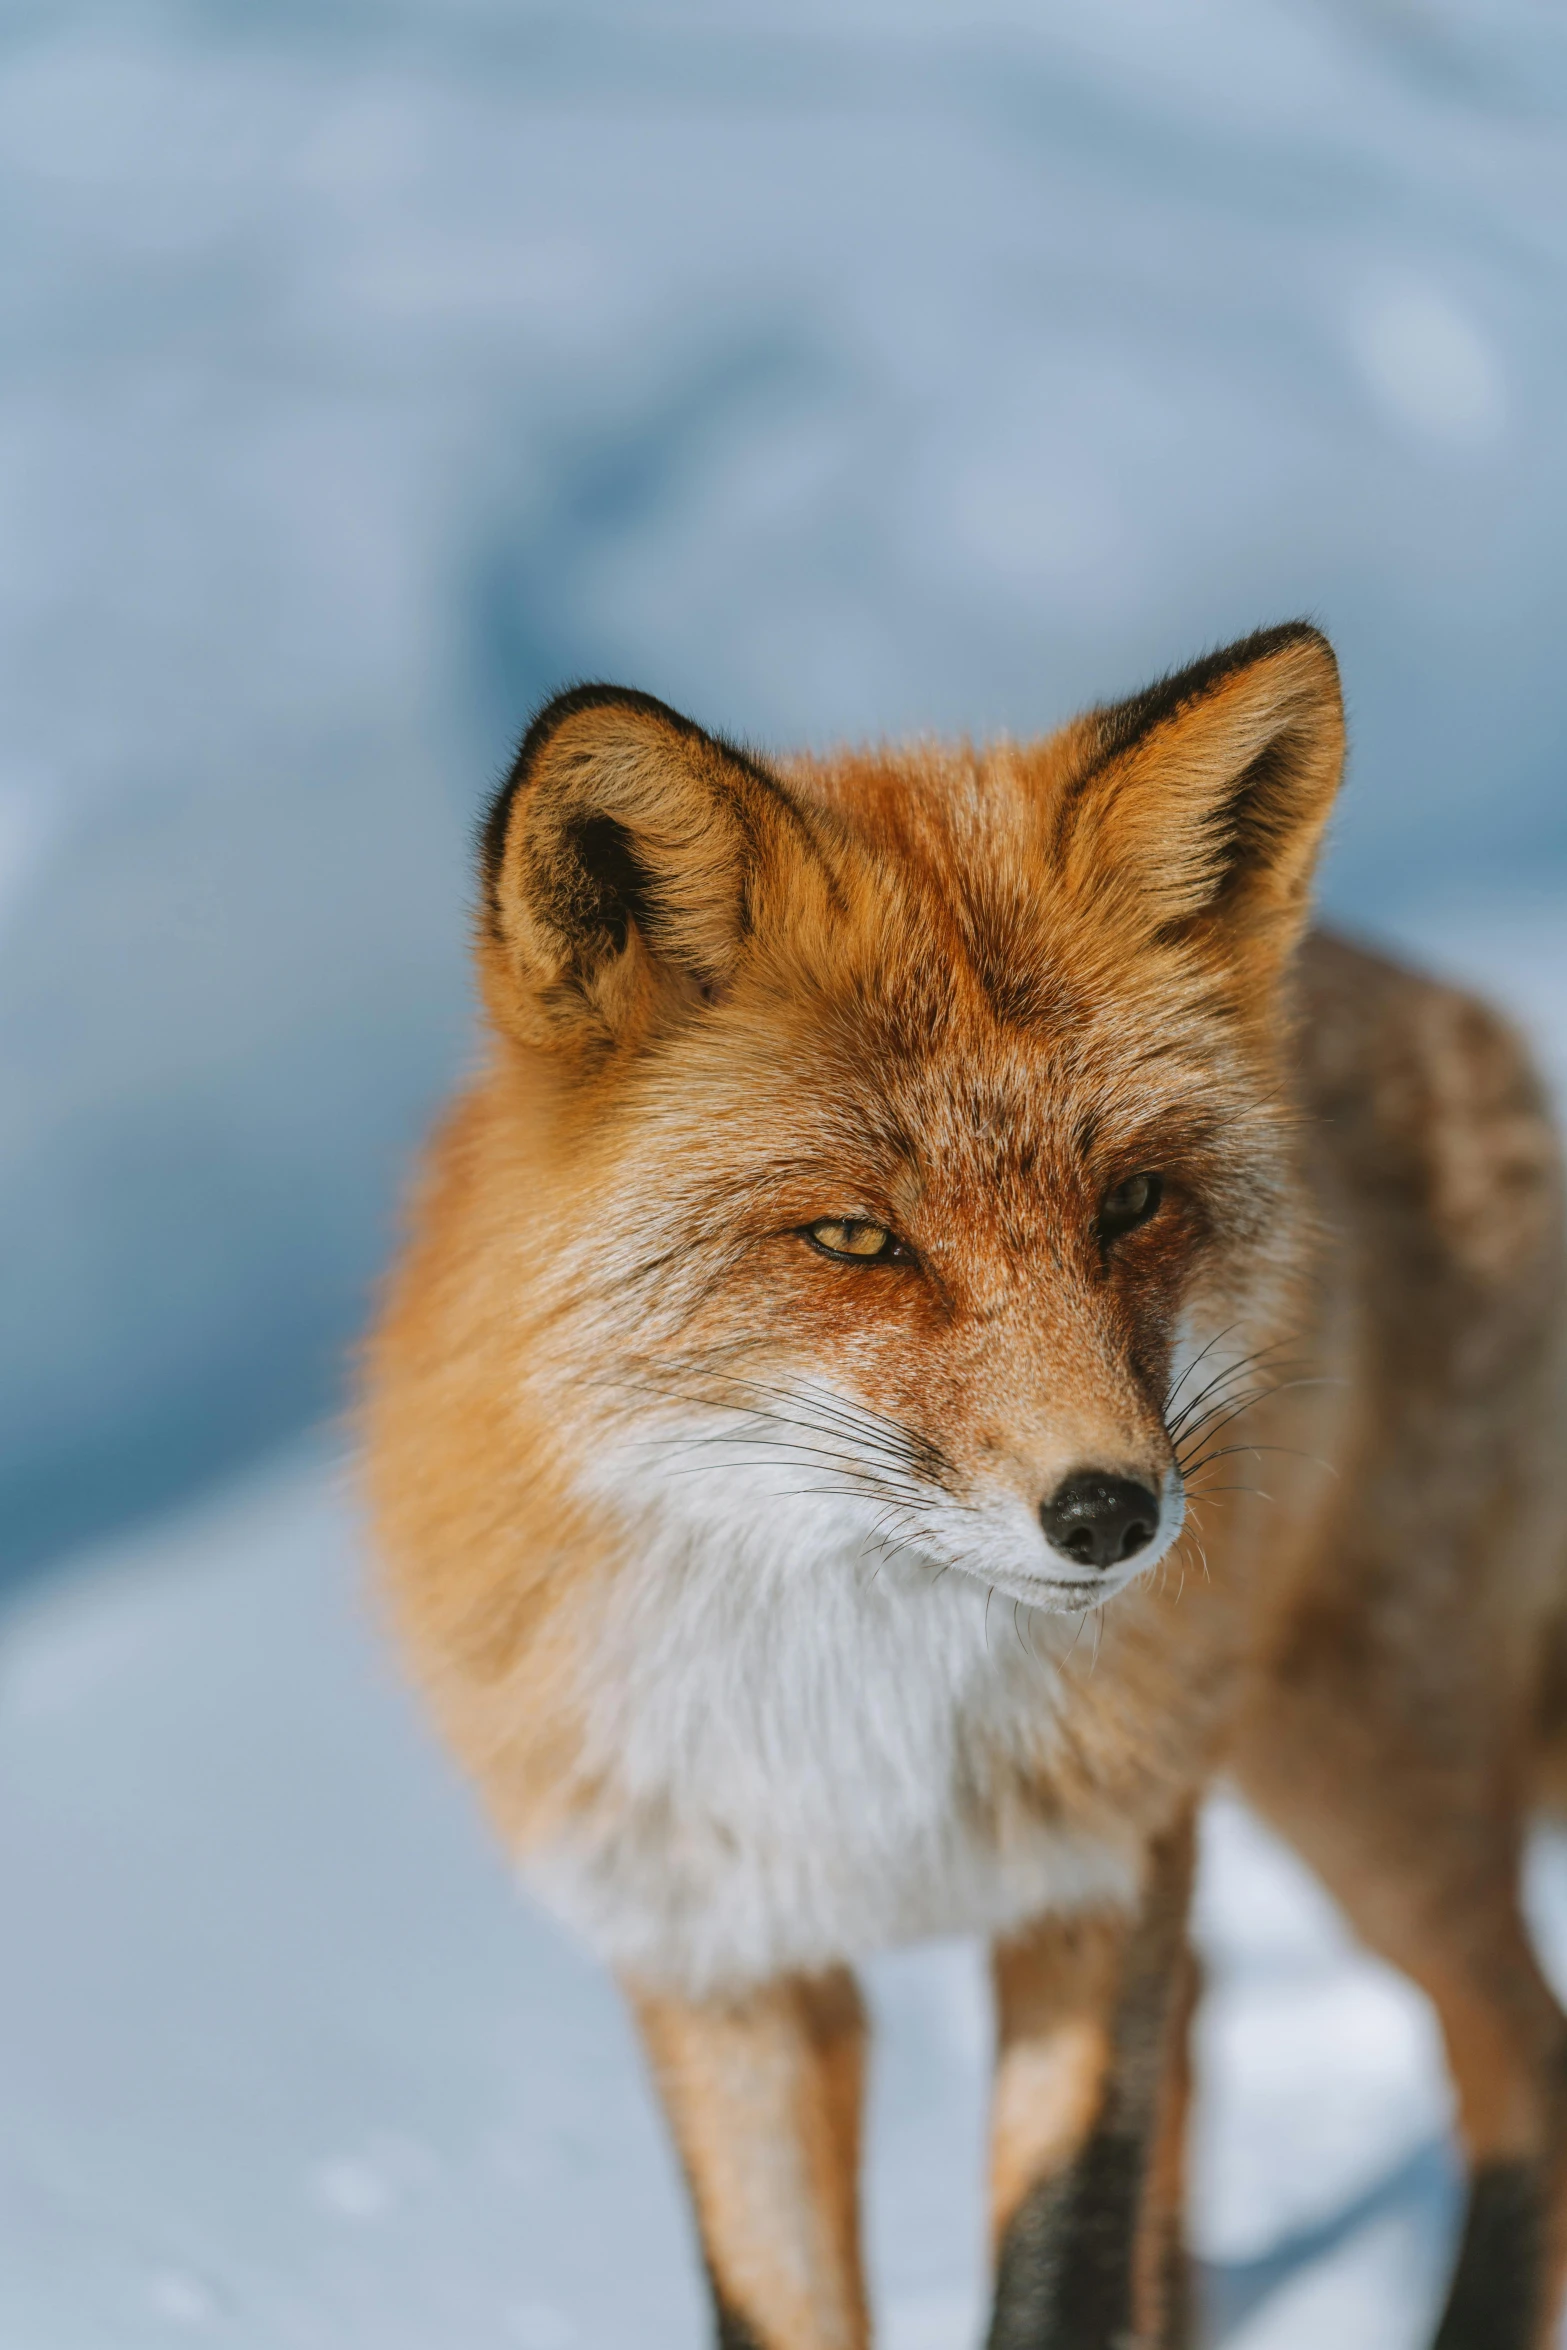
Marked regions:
[950,1469,1187,1614]
[1023,1575,1130,1607]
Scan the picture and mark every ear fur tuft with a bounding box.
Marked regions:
[1085,622,1334,777]
[479,684,780,938]
[1065,622,1345,966]
[480,684,801,1048]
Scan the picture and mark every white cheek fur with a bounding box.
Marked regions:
[519,1411,1143,1997]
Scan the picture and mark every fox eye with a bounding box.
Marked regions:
[1099,1172,1164,1244]
[804,1219,902,1263]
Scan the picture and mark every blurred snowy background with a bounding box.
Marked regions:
[5,1,1567,2343]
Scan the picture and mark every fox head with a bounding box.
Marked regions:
[477,625,1344,1614]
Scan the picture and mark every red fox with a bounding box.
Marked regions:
[364,624,1567,2348]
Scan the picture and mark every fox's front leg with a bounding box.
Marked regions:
[987,1815,1197,2350]
[628,1966,870,2350]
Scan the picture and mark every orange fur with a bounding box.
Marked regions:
[632,1971,868,2350]
[364,631,1567,2347]
[990,1914,1121,2244]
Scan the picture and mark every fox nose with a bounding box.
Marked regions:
[1040,1472,1161,1571]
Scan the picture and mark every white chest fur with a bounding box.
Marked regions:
[523,1429,1141,1996]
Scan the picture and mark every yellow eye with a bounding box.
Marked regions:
[805,1219,898,1262]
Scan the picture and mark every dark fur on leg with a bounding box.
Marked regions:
[1147,2213,1194,2349]
[988,2128,1142,2349]
[1433,2159,1542,2350]
[986,1818,1196,2349]
[708,2265,767,2350]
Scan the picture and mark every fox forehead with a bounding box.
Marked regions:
[602,766,1272,1233]
[640,1010,1242,1233]
[792,744,1266,1072]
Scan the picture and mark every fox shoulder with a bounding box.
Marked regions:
[1297,929,1564,1297]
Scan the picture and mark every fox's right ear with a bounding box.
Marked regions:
[479,685,795,1049]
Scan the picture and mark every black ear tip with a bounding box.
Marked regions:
[477,683,787,926]
[477,682,681,916]
[1251,617,1333,655]
[1089,619,1338,776]
[1266,619,1338,677]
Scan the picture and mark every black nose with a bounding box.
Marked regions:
[1040,1472,1161,1571]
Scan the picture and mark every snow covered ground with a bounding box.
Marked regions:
[2,1423,1564,2350]
[0,1451,1478,2350]
[5,896,1567,2350]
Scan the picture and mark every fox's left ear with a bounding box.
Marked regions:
[1063,622,1345,972]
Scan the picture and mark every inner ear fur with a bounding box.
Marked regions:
[480,685,798,1046]
[1061,622,1345,964]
